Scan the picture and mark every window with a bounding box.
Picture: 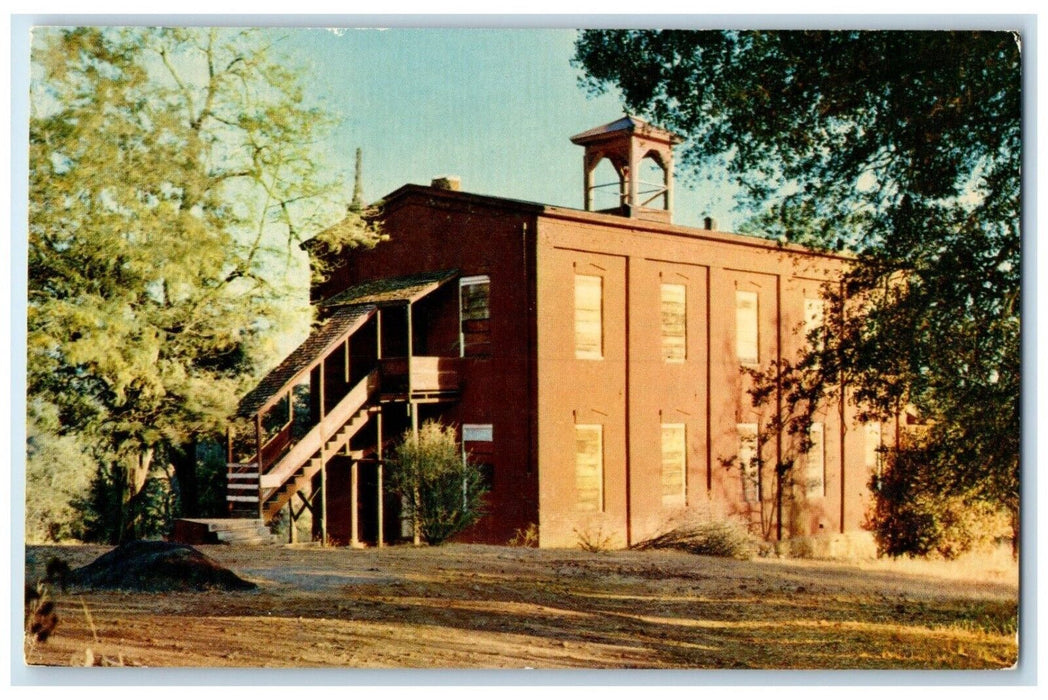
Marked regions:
[459,275,490,356]
[462,424,494,498]
[661,423,686,505]
[575,424,603,511]
[661,283,686,362]
[462,424,493,443]
[737,423,759,503]
[575,275,603,359]
[864,421,883,475]
[806,422,825,497]
[736,290,759,365]
[804,298,825,349]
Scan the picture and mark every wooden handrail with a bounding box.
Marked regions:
[380,356,461,393]
[258,369,379,491]
[260,422,292,470]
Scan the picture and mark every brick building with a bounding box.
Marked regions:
[221,117,885,549]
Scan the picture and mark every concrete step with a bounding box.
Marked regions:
[172,518,276,546]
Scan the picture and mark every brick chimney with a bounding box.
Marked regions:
[431,176,461,191]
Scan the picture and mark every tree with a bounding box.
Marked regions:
[387,421,488,546]
[28,27,379,542]
[574,30,1021,551]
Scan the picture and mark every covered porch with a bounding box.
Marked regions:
[225,269,463,546]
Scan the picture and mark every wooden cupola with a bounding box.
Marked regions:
[571,115,683,224]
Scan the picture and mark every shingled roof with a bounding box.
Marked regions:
[237,304,376,418]
[322,269,458,309]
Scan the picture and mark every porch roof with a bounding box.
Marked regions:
[321,269,458,308]
[236,304,376,418]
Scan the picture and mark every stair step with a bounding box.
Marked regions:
[227,472,259,481]
[173,518,275,546]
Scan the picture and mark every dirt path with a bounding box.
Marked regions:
[22,543,1018,669]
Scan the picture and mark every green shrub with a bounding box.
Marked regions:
[79,458,178,545]
[387,421,488,546]
[25,417,93,543]
[867,444,1010,559]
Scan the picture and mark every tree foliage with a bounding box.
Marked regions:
[25,401,93,543]
[28,27,379,541]
[387,421,488,546]
[574,30,1021,548]
[866,438,1012,559]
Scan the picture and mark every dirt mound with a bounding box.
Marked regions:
[68,540,256,592]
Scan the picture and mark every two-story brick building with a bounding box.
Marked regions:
[220,116,884,549]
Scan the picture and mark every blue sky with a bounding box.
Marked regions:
[281,27,740,231]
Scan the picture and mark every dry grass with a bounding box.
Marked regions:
[23,543,1018,670]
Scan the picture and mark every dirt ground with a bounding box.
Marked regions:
[22,543,1019,670]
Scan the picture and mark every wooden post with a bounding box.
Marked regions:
[665,151,675,215]
[287,500,295,544]
[319,358,326,419]
[627,141,639,213]
[226,425,234,464]
[320,441,328,546]
[376,309,383,360]
[345,338,351,383]
[407,301,421,546]
[350,451,359,548]
[254,414,264,520]
[376,409,384,548]
[406,302,414,399]
[583,154,593,211]
[411,401,420,546]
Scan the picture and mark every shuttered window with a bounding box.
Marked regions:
[575,424,603,511]
[864,421,883,474]
[738,423,759,503]
[806,422,825,497]
[661,283,686,362]
[736,290,759,365]
[661,423,686,505]
[804,298,825,350]
[575,275,603,359]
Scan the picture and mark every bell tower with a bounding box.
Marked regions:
[570,116,683,224]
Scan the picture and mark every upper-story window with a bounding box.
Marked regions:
[736,290,759,366]
[804,297,825,350]
[661,283,686,362]
[459,275,490,357]
[575,274,603,360]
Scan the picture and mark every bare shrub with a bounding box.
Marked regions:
[633,518,759,560]
[508,523,539,548]
[574,525,614,553]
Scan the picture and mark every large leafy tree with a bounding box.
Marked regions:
[574,30,1021,549]
[28,27,377,541]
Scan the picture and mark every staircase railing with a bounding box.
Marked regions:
[259,368,379,492]
[259,422,292,471]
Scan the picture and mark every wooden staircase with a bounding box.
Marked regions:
[259,406,376,522]
[227,369,379,523]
